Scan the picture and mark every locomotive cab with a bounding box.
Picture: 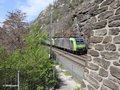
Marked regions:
[70,38,86,53]
[75,38,86,49]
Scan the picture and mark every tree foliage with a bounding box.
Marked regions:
[3,10,28,31]
[0,10,29,52]
[0,10,55,89]
[0,24,55,90]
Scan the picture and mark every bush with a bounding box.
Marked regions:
[0,24,56,90]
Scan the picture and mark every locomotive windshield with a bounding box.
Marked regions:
[75,38,85,45]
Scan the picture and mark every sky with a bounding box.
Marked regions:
[0,0,54,23]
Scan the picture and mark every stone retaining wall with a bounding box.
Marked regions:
[72,0,120,90]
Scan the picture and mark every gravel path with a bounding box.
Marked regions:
[55,65,81,90]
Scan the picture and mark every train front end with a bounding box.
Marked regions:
[70,38,86,53]
[76,38,85,48]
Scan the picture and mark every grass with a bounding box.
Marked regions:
[64,71,71,76]
[74,87,81,90]
[58,63,71,76]
[59,64,64,69]
[72,77,80,84]
[55,61,59,65]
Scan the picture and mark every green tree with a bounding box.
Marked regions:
[0,24,55,90]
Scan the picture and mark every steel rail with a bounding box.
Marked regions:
[52,47,87,68]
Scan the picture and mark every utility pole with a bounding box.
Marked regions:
[18,71,20,90]
[50,12,53,59]
[50,12,56,85]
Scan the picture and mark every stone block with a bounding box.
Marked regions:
[119,45,120,51]
[88,4,99,16]
[95,29,107,36]
[88,43,94,49]
[101,85,111,90]
[87,55,92,61]
[101,52,119,60]
[93,58,110,70]
[101,0,114,7]
[99,68,108,77]
[81,15,91,22]
[110,66,120,80]
[87,63,99,71]
[95,44,104,51]
[93,20,107,29]
[110,1,120,10]
[114,36,120,44]
[92,6,108,16]
[109,20,120,27]
[78,3,97,15]
[97,6,108,15]
[103,79,119,90]
[90,36,103,43]
[90,71,103,82]
[94,0,104,4]
[105,43,116,51]
[87,85,95,90]
[113,61,120,66]
[103,36,112,44]
[89,50,99,57]
[109,28,120,35]
[98,11,113,21]
[115,7,120,15]
[109,14,120,23]
[90,17,97,23]
[116,1,120,8]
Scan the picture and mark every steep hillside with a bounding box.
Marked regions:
[32,0,83,37]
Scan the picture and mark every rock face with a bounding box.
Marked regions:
[72,0,120,90]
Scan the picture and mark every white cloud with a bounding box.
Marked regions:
[17,0,54,22]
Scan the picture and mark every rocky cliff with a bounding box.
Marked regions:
[32,0,83,37]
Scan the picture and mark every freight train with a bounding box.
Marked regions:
[43,37,87,54]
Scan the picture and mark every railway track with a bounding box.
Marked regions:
[52,47,87,68]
